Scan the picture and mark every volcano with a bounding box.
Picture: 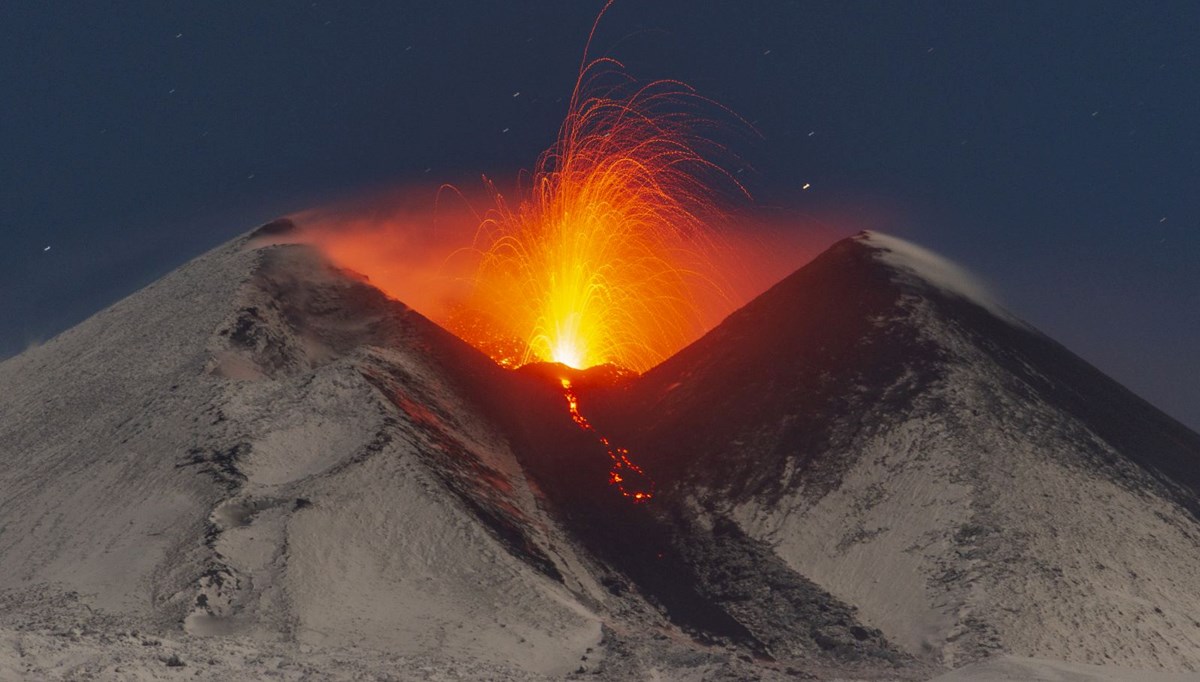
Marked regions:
[2,226,1199,680]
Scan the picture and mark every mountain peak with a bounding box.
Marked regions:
[610,230,1200,670]
[4,225,1200,678]
[845,231,1016,323]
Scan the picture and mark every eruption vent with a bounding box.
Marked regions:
[459,1,746,372]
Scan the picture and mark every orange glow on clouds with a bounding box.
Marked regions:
[280,1,871,375]
[280,190,856,374]
[458,1,749,372]
[281,186,481,327]
[269,3,881,504]
[282,192,856,375]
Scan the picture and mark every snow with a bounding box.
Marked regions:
[858,231,1020,324]
[1,230,874,680]
[627,230,1200,675]
[0,237,605,678]
[3,225,1199,680]
[727,262,1200,670]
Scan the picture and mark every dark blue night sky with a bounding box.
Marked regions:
[2,2,1197,429]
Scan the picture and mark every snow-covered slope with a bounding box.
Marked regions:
[0,229,607,678]
[4,225,1198,680]
[617,231,1200,672]
[0,225,926,680]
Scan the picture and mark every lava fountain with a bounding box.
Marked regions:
[456,0,747,373]
[294,2,753,504]
[448,1,750,503]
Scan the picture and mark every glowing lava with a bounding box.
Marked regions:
[459,0,745,372]
[299,2,761,505]
[560,378,653,502]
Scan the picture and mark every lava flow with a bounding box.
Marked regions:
[296,2,750,505]
[459,0,746,373]
[560,378,653,502]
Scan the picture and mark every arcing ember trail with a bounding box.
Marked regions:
[301,2,745,505]
[459,0,744,374]
[451,3,745,503]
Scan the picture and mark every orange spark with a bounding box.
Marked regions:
[458,1,747,372]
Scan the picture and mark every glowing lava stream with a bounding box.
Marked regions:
[560,378,653,502]
[453,1,743,503]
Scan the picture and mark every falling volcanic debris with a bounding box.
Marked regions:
[259,1,754,507]
[458,0,748,374]
[437,1,749,504]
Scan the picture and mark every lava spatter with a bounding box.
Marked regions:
[460,0,746,373]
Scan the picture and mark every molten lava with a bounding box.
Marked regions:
[560,378,653,502]
[458,0,746,373]
[287,2,806,506]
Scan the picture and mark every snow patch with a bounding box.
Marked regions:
[858,232,1020,325]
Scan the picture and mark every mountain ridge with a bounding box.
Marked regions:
[602,231,1200,669]
[1,227,1198,680]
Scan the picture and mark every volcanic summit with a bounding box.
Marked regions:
[2,228,1199,681]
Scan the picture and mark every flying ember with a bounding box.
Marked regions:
[458,0,746,373]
